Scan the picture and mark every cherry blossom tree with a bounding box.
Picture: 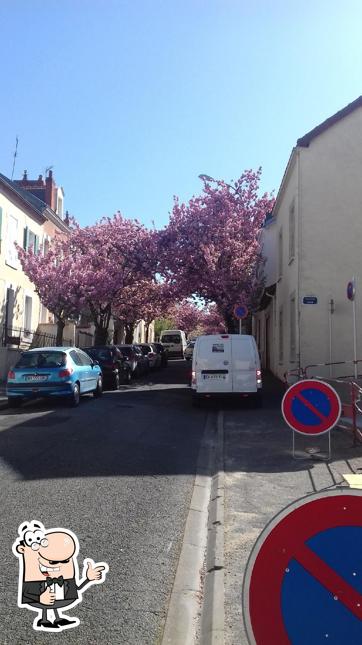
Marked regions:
[64,214,157,345]
[160,169,274,332]
[17,241,82,345]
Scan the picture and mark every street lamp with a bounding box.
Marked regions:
[198,173,239,194]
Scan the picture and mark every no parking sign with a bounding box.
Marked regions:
[243,490,362,644]
[282,380,341,436]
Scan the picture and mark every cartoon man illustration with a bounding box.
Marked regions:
[13,520,109,631]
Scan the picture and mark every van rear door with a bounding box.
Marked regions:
[196,336,232,393]
[231,336,257,393]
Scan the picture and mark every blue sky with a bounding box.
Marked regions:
[1,1,362,229]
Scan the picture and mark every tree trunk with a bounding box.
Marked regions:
[94,326,109,346]
[145,322,150,343]
[56,318,65,346]
[224,311,237,334]
[125,323,135,344]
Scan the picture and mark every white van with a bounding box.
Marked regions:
[191,334,262,406]
[160,329,187,358]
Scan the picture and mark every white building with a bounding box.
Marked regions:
[254,96,362,382]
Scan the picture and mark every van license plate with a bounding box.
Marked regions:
[203,374,226,380]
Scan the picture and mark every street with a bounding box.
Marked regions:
[2,362,362,644]
[0,360,206,645]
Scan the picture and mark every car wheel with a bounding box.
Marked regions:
[7,397,22,408]
[113,371,120,390]
[70,383,80,407]
[123,368,131,384]
[93,377,103,398]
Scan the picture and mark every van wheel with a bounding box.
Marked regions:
[253,391,263,408]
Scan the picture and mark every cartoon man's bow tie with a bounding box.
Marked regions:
[45,576,64,587]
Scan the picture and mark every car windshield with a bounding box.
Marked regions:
[139,346,150,355]
[16,351,67,369]
[119,347,132,357]
[86,348,112,362]
[161,335,180,344]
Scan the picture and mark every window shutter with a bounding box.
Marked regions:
[23,226,29,250]
[0,207,3,241]
[34,235,39,254]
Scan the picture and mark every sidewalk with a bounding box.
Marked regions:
[222,372,362,644]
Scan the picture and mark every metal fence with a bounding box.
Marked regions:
[1,326,73,349]
[284,360,362,446]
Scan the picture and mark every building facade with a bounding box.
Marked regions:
[254,96,362,381]
[0,170,69,373]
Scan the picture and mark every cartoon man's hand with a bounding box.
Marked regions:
[85,559,107,582]
[40,587,56,605]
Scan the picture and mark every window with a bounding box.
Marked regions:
[70,350,83,366]
[24,296,32,334]
[289,200,295,261]
[6,215,18,268]
[16,351,66,368]
[77,350,93,366]
[290,294,296,362]
[279,307,284,363]
[278,228,283,279]
[23,227,39,253]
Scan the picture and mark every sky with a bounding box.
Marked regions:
[1,0,362,230]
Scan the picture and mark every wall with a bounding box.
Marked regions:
[299,107,362,377]
[0,190,44,335]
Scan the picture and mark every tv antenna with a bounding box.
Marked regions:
[45,165,54,176]
[11,136,19,180]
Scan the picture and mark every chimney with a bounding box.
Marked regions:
[45,170,56,210]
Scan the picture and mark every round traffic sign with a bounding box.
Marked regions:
[282,379,341,435]
[243,490,362,645]
[347,280,356,301]
[234,304,248,320]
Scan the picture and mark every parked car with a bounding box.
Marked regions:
[6,347,102,408]
[117,344,149,377]
[83,345,131,389]
[185,340,195,361]
[191,334,262,407]
[137,343,161,369]
[133,345,150,375]
[151,342,168,367]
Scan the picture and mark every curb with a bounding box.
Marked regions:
[200,410,225,644]
[161,412,217,645]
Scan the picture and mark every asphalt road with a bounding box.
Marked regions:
[0,359,207,645]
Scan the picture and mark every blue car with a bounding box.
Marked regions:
[6,347,103,408]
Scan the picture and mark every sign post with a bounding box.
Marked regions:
[347,278,358,379]
[282,379,341,460]
[233,303,249,335]
[243,489,362,645]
